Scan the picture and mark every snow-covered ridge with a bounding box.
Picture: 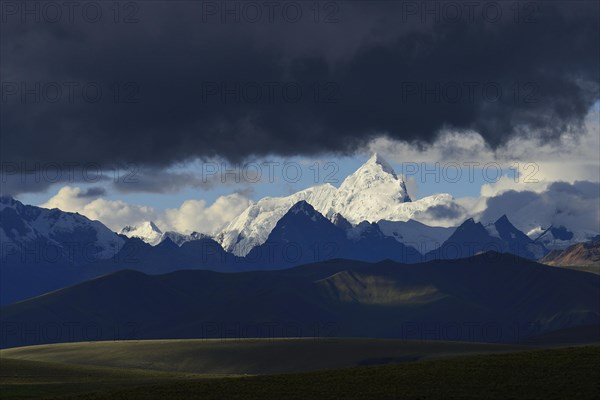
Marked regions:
[529,225,598,251]
[119,221,163,246]
[1,196,124,259]
[162,231,209,246]
[218,154,457,256]
[329,153,411,222]
[377,219,454,253]
[216,184,338,256]
[119,221,211,247]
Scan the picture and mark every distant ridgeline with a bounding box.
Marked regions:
[1,253,599,348]
[0,156,597,305]
[1,194,597,305]
[2,193,599,348]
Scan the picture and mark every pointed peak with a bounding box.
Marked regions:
[289,200,316,214]
[143,221,162,233]
[494,214,518,230]
[368,152,382,163]
[149,221,162,233]
[157,236,178,248]
[461,218,477,226]
[331,212,352,230]
[365,153,396,175]
[284,201,331,225]
[494,214,511,225]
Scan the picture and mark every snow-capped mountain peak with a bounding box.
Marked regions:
[217,154,458,256]
[119,221,163,245]
[289,200,321,220]
[216,183,337,256]
[339,153,410,199]
[367,152,396,175]
[331,154,411,223]
[0,196,124,261]
[161,231,209,246]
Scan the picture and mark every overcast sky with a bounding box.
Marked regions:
[2,1,599,234]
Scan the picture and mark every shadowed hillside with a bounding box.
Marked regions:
[2,253,598,348]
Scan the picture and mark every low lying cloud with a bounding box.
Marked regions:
[426,203,465,220]
[41,186,156,230]
[477,181,600,235]
[160,194,251,234]
[40,186,251,234]
[35,175,600,244]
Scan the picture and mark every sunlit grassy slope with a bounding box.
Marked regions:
[1,345,598,400]
[0,338,528,375]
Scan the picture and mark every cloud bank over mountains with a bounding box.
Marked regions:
[38,156,599,245]
[41,187,251,235]
[3,2,597,240]
[2,1,598,174]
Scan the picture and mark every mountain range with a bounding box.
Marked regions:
[2,253,598,349]
[1,196,123,262]
[0,196,553,304]
[122,154,595,253]
[216,154,457,256]
[1,155,597,305]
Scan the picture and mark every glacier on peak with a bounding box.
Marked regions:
[218,154,458,256]
[216,184,338,256]
[119,221,164,246]
[0,196,124,260]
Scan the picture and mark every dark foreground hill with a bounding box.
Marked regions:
[1,346,598,400]
[0,339,529,375]
[2,252,598,349]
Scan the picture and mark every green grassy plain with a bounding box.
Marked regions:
[0,338,529,375]
[1,340,599,399]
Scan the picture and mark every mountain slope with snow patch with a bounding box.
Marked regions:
[218,154,457,256]
[1,196,124,261]
[119,221,163,246]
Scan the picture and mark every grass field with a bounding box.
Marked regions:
[0,338,529,375]
[1,340,599,399]
[0,357,214,399]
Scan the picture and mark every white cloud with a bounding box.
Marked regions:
[476,181,600,236]
[159,193,251,234]
[81,199,157,231]
[40,186,89,212]
[41,186,157,231]
[40,186,251,235]
[367,107,600,187]
[479,176,549,198]
[39,106,599,241]
[365,108,600,237]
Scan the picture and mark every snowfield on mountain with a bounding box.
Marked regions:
[218,154,460,256]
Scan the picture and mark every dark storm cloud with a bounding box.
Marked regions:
[0,164,112,195]
[546,181,600,200]
[480,181,600,233]
[426,203,464,220]
[76,187,106,198]
[1,1,598,175]
[111,167,253,194]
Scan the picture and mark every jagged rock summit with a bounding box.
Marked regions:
[218,154,455,256]
[119,221,163,246]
